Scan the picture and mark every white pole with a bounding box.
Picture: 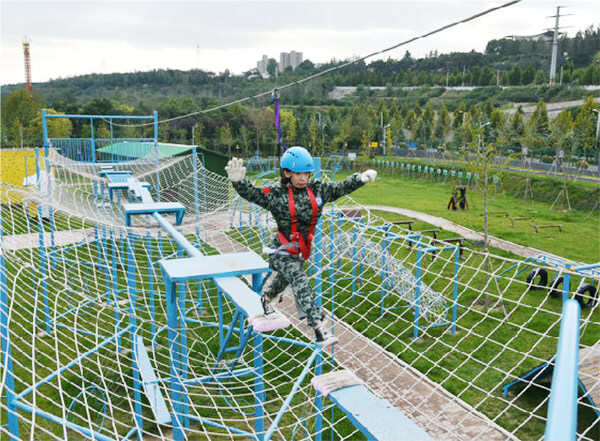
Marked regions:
[549,6,561,85]
[593,109,600,176]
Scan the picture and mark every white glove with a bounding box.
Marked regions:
[360,169,377,183]
[225,157,246,182]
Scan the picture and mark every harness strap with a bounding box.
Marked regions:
[277,185,319,260]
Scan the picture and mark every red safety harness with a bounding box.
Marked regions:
[277,185,319,260]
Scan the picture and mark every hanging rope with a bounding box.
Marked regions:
[272,88,286,155]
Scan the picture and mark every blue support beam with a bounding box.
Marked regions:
[544,299,581,441]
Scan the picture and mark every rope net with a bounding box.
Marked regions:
[1,150,598,441]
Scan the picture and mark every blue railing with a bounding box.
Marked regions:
[544,299,581,441]
[50,138,156,163]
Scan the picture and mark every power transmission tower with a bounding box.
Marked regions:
[22,36,32,96]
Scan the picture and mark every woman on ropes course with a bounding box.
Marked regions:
[225,146,377,346]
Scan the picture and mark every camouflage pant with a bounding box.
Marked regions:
[264,254,324,328]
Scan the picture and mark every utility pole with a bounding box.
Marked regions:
[593,109,600,176]
[548,6,561,86]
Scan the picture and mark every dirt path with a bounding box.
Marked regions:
[202,227,515,441]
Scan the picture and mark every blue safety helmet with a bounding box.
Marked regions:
[280,146,314,173]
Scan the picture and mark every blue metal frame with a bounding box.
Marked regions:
[0,203,20,438]
[325,212,458,340]
[544,299,580,441]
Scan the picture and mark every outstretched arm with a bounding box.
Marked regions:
[319,169,377,203]
[226,157,271,209]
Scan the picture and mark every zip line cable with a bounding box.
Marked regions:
[103,0,521,128]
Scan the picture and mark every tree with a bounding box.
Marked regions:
[434,103,450,141]
[308,114,319,153]
[573,97,600,155]
[404,110,418,132]
[506,108,525,148]
[509,65,522,85]
[488,108,506,147]
[391,113,404,145]
[218,122,234,153]
[452,103,467,130]
[280,109,297,147]
[238,125,252,156]
[521,64,536,84]
[249,108,274,155]
[267,58,278,78]
[461,140,516,311]
[338,113,353,149]
[1,89,46,147]
[525,99,550,151]
[361,129,370,156]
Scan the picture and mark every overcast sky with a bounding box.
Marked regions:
[1,0,597,86]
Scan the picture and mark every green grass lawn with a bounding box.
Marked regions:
[344,171,600,264]
[2,168,598,440]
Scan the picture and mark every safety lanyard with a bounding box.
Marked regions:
[277,185,319,260]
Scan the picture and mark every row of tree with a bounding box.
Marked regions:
[2,85,598,163]
[2,26,598,108]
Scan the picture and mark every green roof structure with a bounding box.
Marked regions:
[97,141,228,176]
[97,141,194,159]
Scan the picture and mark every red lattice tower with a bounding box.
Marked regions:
[23,36,32,96]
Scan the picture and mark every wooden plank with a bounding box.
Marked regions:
[213,277,263,317]
[100,170,132,182]
[134,335,171,425]
[122,202,186,225]
[122,202,185,213]
[328,384,432,441]
[160,252,269,283]
[579,343,600,410]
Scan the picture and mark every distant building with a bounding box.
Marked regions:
[257,55,269,78]
[279,51,303,72]
[257,51,303,77]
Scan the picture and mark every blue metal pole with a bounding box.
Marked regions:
[90,117,96,164]
[112,229,121,352]
[127,235,143,439]
[41,109,49,156]
[35,152,51,335]
[263,349,321,441]
[313,158,323,308]
[315,351,323,441]
[154,111,160,202]
[413,250,423,339]
[152,213,200,258]
[544,299,580,441]
[147,232,156,338]
[452,245,459,334]
[563,263,571,304]
[166,278,184,441]
[380,232,389,318]
[352,229,357,299]
[0,205,20,439]
[192,146,201,244]
[176,246,189,430]
[254,333,265,440]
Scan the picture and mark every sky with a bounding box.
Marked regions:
[1,0,598,86]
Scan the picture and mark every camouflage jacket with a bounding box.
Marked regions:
[233,174,364,246]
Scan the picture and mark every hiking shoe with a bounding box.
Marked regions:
[314,324,339,347]
[261,296,276,316]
